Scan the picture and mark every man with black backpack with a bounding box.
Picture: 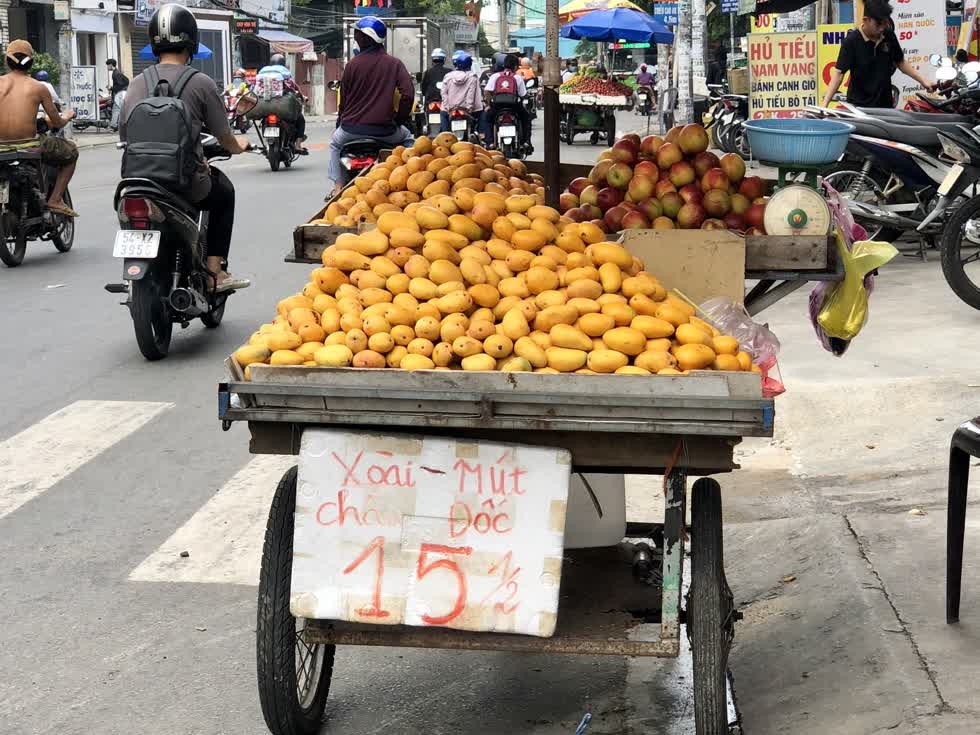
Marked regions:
[119,4,250,291]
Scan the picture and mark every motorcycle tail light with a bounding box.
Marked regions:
[119,197,163,227]
[500,113,514,124]
[451,109,466,119]
[428,102,442,111]
[350,157,375,170]
[266,114,279,125]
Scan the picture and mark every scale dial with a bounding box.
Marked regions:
[763,185,833,236]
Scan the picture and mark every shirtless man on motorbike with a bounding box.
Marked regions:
[0,40,78,216]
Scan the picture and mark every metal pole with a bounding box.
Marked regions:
[729,13,735,73]
[543,0,560,208]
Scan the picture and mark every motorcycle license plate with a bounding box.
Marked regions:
[428,113,442,124]
[499,125,517,137]
[938,164,964,196]
[113,230,161,258]
[638,94,647,101]
[0,180,7,205]
[452,120,468,131]
[264,127,280,138]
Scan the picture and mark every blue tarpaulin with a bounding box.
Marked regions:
[560,8,674,43]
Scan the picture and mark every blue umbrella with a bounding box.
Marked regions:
[560,8,674,43]
[138,42,213,60]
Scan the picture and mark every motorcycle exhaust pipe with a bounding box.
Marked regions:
[846,200,926,230]
[917,195,948,232]
[170,287,208,317]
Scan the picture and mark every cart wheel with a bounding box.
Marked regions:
[257,466,336,735]
[688,477,735,735]
[589,132,599,145]
[605,114,616,143]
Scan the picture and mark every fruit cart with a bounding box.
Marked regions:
[559,93,631,145]
[218,364,774,735]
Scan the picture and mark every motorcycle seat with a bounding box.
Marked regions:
[0,149,41,162]
[856,107,974,124]
[339,138,383,157]
[848,117,945,147]
[115,178,199,218]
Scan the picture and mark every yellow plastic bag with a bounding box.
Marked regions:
[816,231,898,341]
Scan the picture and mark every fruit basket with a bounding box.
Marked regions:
[743,119,854,165]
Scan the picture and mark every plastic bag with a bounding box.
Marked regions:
[699,297,785,397]
[815,233,899,342]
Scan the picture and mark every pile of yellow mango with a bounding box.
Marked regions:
[234,135,760,377]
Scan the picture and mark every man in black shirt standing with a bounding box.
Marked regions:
[821,0,935,108]
[106,58,129,131]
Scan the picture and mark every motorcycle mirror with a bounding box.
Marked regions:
[235,93,257,116]
[937,67,958,81]
[930,53,943,67]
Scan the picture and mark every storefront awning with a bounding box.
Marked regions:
[256,30,315,55]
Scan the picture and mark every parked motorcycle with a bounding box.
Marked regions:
[105,136,249,360]
[0,121,75,267]
[71,88,112,131]
[906,53,980,115]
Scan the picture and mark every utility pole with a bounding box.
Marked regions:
[543,0,560,207]
[498,0,508,50]
[56,4,73,105]
[675,0,692,125]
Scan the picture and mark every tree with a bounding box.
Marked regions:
[478,24,497,58]
[574,40,597,60]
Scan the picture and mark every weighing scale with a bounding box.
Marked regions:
[762,183,833,237]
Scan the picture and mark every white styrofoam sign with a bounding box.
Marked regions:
[892,0,946,107]
[290,430,571,638]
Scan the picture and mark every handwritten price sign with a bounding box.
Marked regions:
[290,430,571,637]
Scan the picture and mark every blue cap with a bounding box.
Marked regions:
[354,16,386,44]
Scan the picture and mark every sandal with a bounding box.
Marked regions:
[216,274,252,292]
[47,204,79,218]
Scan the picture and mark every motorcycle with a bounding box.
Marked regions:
[925,124,980,308]
[105,135,251,360]
[448,106,476,142]
[716,94,749,155]
[72,88,112,131]
[336,138,383,187]
[0,119,75,267]
[634,84,654,116]
[524,77,539,120]
[905,53,980,115]
[255,110,300,172]
[223,86,252,133]
[426,100,443,137]
[491,97,526,160]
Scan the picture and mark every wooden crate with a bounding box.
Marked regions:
[744,234,836,276]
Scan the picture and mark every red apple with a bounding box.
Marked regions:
[719,153,746,184]
[703,189,731,218]
[653,216,675,230]
[665,125,683,144]
[701,218,727,230]
[678,184,703,206]
[701,168,731,193]
[676,203,707,229]
[723,212,746,231]
[580,185,599,207]
[669,161,696,188]
[590,219,608,232]
[693,151,721,179]
[621,210,650,229]
[565,207,585,222]
[606,162,633,190]
[639,197,663,221]
[621,133,642,148]
[628,174,656,202]
[738,176,766,201]
[656,142,683,170]
[611,139,639,165]
[580,203,603,221]
[633,160,660,181]
[678,124,710,155]
[568,177,589,197]
[660,192,683,219]
[641,135,664,157]
[745,202,766,230]
[589,160,614,186]
[559,192,579,213]
[596,186,625,211]
[603,205,630,231]
[730,193,750,215]
[598,149,615,161]
[655,179,678,198]
[620,200,638,211]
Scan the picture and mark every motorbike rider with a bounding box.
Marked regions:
[635,63,655,108]
[254,53,307,153]
[34,70,61,117]
[225,67,250,97]
[420,48,450,106]
[329,16,414,196]
[120,4,251,292]
[481,53,532,153]
[440,52,483,133]
[106,58,129,131]
[0,40,78,217]
[516,56,536,82]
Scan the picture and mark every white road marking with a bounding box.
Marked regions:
[0,400,173,521]
[129,454,295,586]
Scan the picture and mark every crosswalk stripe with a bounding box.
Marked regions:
[129,454,296,586]
[0,400,173,521]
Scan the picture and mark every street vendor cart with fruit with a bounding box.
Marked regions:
[220,130,786,735]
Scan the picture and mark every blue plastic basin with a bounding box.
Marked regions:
[743,119,855,165]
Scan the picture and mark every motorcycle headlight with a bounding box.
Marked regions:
[941,136,971,163]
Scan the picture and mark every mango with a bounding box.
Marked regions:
[587,349,629,374]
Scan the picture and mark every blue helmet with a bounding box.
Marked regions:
[452,49,465,62]
[34,70,49,82]
[354,16,386,44]
[453,52,472,71]
[432,47,446,61]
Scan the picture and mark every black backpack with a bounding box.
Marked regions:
[121,65,199,190]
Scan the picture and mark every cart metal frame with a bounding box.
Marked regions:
[221,366,773,734]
